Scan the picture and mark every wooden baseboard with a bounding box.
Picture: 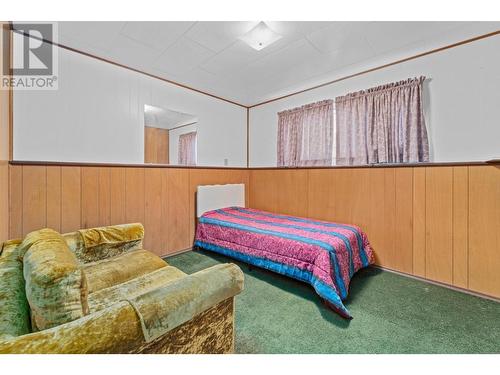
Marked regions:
[162,247,193,259]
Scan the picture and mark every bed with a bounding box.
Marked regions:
[194,184,374,318]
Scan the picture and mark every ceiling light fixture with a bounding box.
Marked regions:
[239,21,282,51]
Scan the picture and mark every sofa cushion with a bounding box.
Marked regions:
[82,249,167,293]
[75,223,144,263]
[23,229,89,331]
[87,266,186,313]
[0,239,31,339]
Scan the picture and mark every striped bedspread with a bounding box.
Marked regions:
[194,207,374,318]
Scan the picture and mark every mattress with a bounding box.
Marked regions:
[194,206,374,318]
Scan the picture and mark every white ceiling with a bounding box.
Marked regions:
[26,21,500,105]
[144,104,197,129]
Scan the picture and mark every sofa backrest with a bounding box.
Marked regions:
[22,229,89,331]
[65,223,144,264]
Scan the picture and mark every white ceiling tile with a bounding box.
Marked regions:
[57,33,110,57]
[58,21,125,52]
[363,21,463,55]
[322,48,373,73]
[244,59,333,101]
[153,36,214,75]
[147,67,183,83]
[107,35,162,70]
[185,21,256,52]
[246,39,324,78]
[176,67,220,88]
[200,42,261,75]
[265,21,330,40]
[120,21,195,51]
[305,22,374,54]
[320,37,377,70]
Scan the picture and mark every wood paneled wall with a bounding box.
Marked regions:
[6,163,499,299]
[144,126,169,164]
[249,165,500,299]
[8,165,248,257]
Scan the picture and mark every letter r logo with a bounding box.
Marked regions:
[10,23,53,76]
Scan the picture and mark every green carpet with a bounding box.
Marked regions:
[166,250,500,354]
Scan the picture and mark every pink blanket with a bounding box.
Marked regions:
[195,207,374,318]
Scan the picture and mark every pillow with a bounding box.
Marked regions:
[0,239,31,339]
[75,223,144,263]
[22,229,89,331]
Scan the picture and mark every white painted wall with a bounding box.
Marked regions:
[169,123,198,165]
[13,39,247,166]
[249,35,500,166]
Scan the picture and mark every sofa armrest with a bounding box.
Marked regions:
[0,263,244,353]
[129,263,244,342]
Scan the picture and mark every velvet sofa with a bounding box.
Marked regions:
[0,223,244,354]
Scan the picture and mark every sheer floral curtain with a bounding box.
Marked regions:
[335,76,429,165]
[277,99,334,167]
[178,131,197,165]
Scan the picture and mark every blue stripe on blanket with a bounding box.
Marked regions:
[194,240,351,318]
[198,216,347,298]
[215,209,356,278]
[233,207,370,267]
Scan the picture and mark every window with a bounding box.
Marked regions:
[335,76,429,165]
[178,131,197,165]
[277,100,334,167]
[276,77,429,167]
